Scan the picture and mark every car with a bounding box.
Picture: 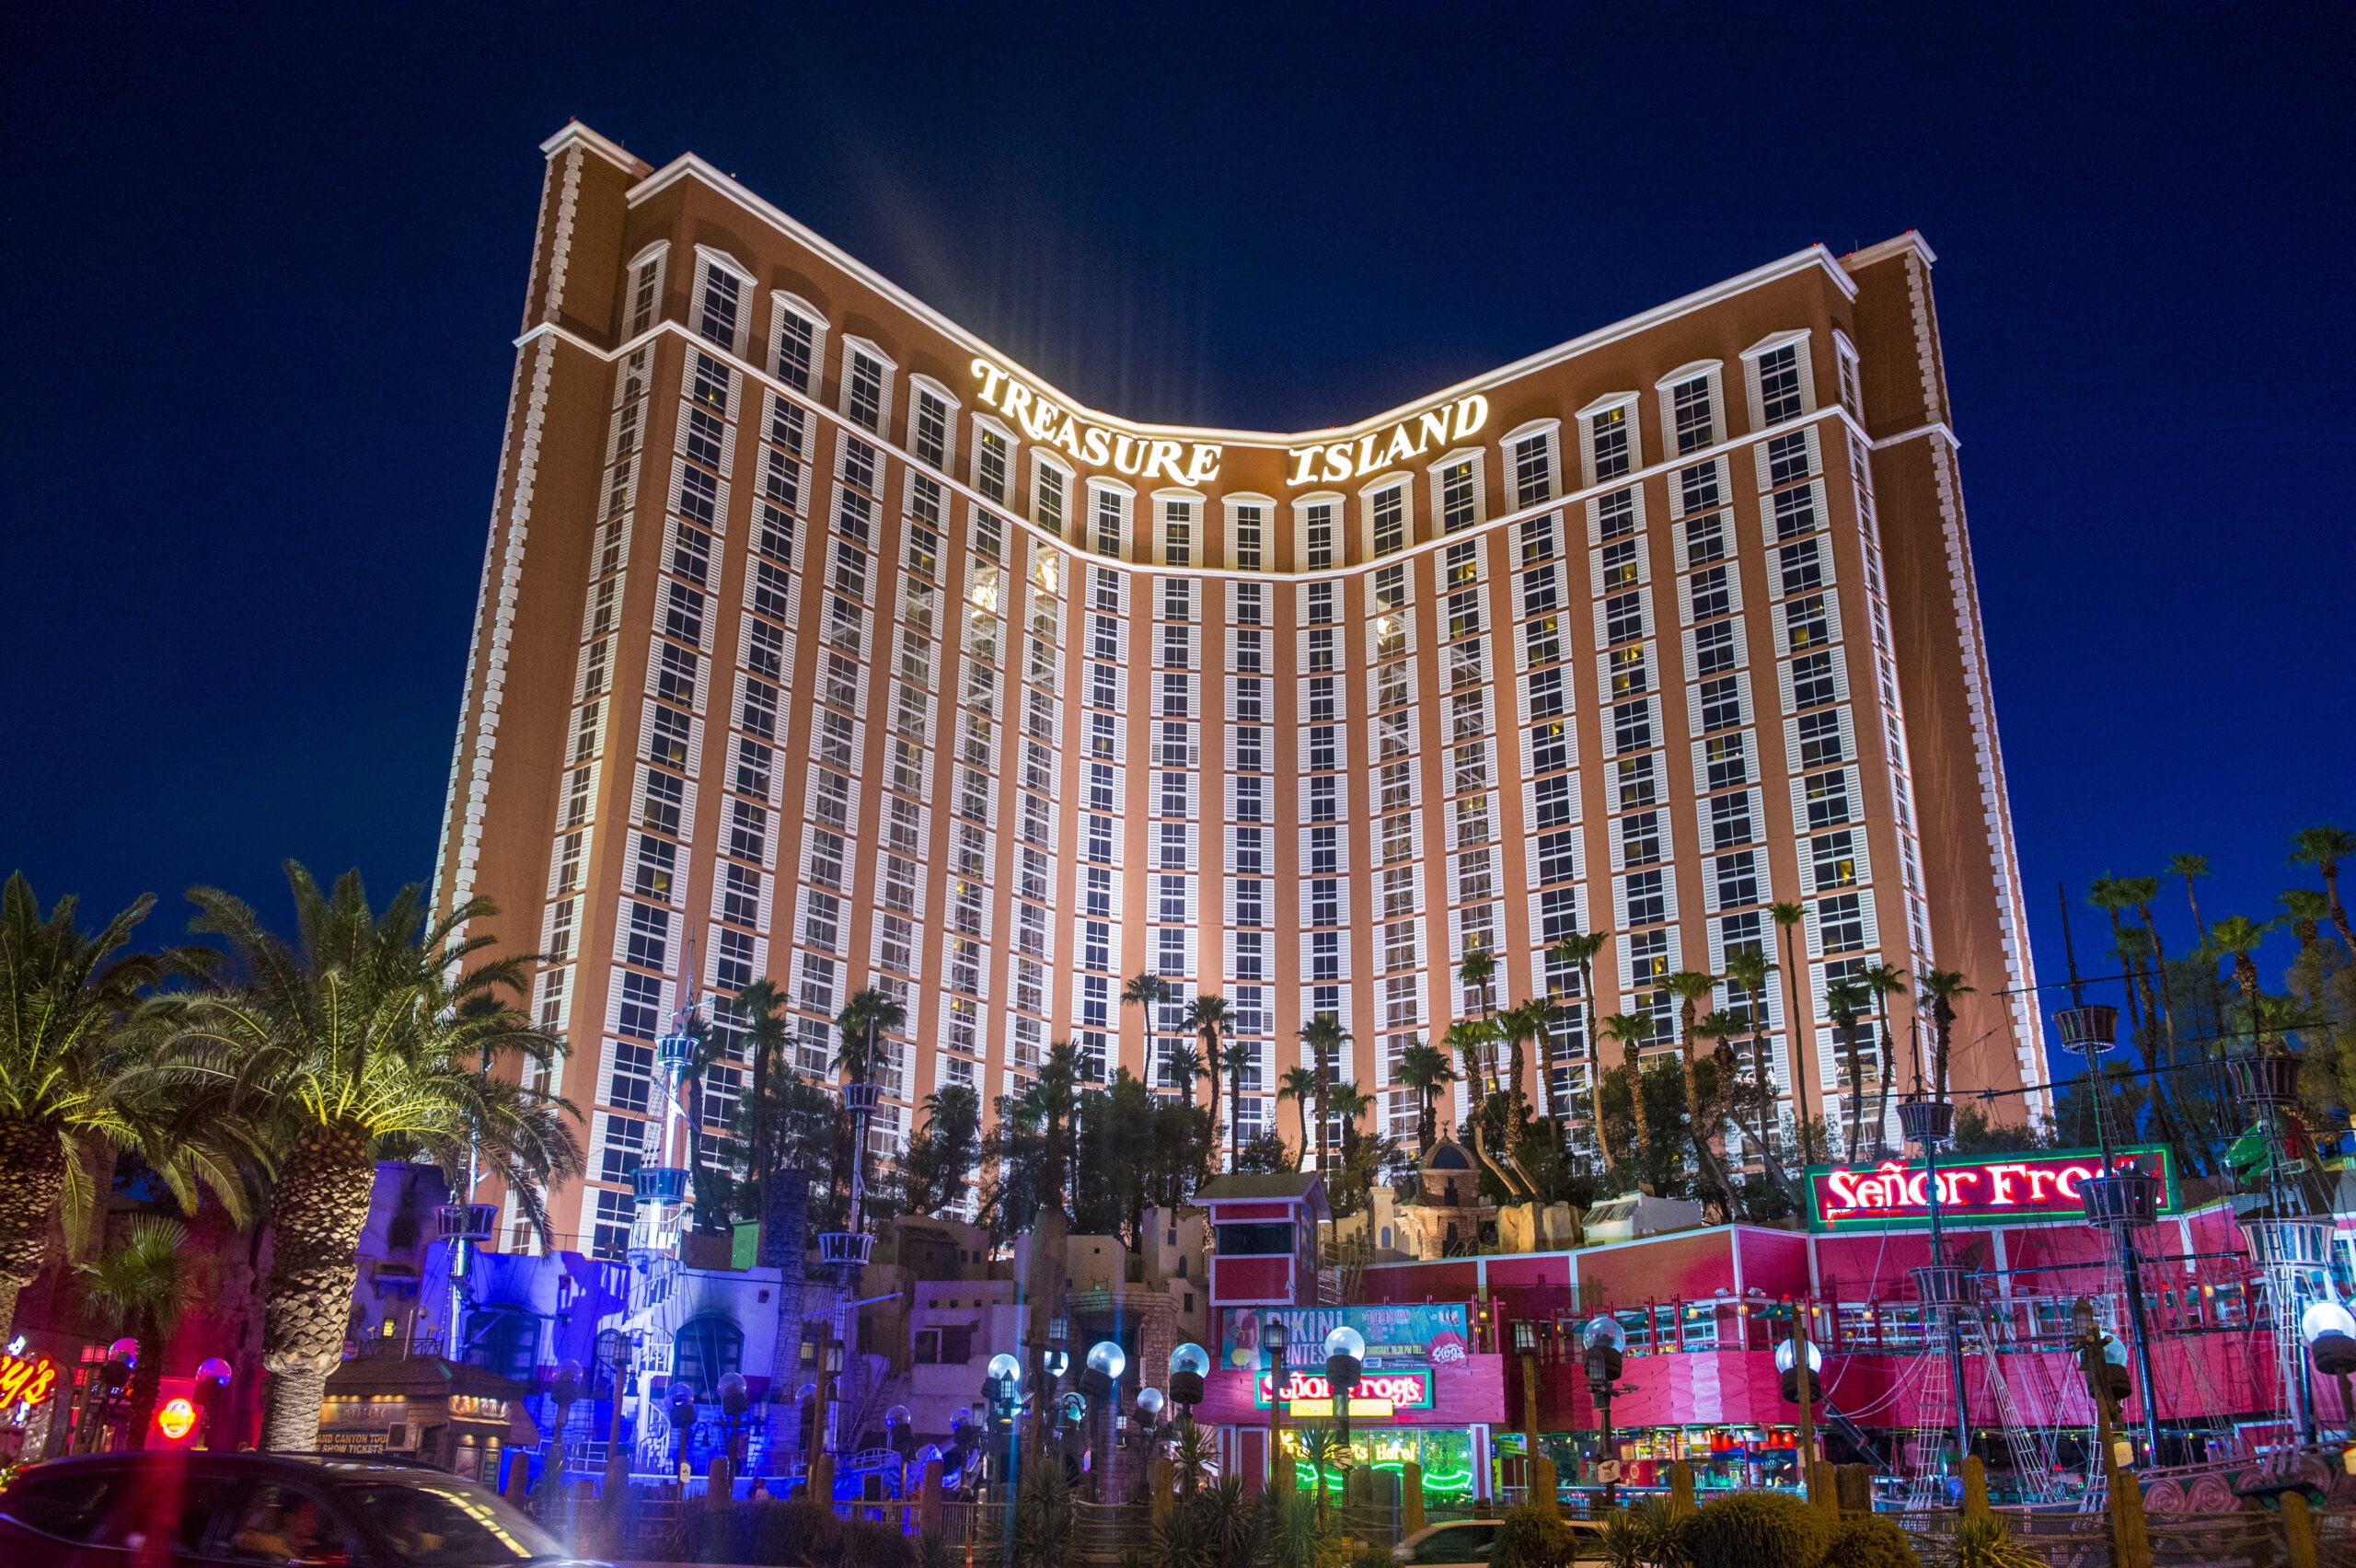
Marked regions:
[1392,1516,1610,1566]
[0,1449,611,1566]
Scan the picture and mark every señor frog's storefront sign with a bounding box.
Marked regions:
[1806,1146,2178,1233]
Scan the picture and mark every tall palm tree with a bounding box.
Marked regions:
[1124,972,1174,1096]
[2290,825,2356,954]
[2165,854,2212,944]
[1859,963,1908,1159]
[2119,875,2179,1065]
[1771,903,1815,1163]
[731,978,790,1232]
[2205,916,2278,1049]
[1692,1010,1748,1206]
[1297,1014,1348,1171]
[1720,945,1777,1153]
[182,865,581,1452]
[1460,944,1500,1090]
[2087,877,2146,1041]
[1601,1012,1654,1177]
[1916,968,1974,1101]
[1443,1020,1492,1108]
[1824,977,1869,1159]
[1550,930,1611,1159]
[1220,1039,1253,1171]
[1276,1066,1321,1166]
[1664,972,1722,1186]
[834,987,907,1086]
[1513,997,1563,1125]
[1184,995,1232,1161]
[1495,999,1547,1120]
[0,876,232,1339]
[1396,1041,1453,1158]
[78,1216,191,1448]
[2281,889,2331,953]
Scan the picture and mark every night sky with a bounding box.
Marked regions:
[4,6,2349,1085]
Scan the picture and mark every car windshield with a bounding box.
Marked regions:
[336,1480,562,1565]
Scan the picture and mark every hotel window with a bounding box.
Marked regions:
[1437,456,1479,534]
[1584,401,1634,485]
[1755,341,1806,425]
[693,250,747,353]
[1372,563,1406,612]
[842,341,893,433]
[1232,502,1264,571]
[1835,331,1863,420]
[1162,499,1194,567]
[974,422,1010,502]
[1664,369,1718,455]
[1092,486,1127,558]
[1509,425,1558,508]
[1811,829,1860,891]
[770,294,826,393]
[1306,581,1334,625]
[912,385,953,470]
[1304,500,1336,569]
[1790,650,1839,709]
[1035,461,1068,536]
[1369,485,1406,557]
[1693,619,1738,676]
[626,244,667,338]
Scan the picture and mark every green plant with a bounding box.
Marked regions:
[1194,1476,1257,1568]
[1677,1491,1828,1568]
[1262,1487,1348,1568]
[1006,1463,1073,1568]
[1597,1510,1648,1568]
[1821,1514,1919,1568]
[1494,1503,1581,1568]
[1633,1494,1697,1568]
[1933,1516,2041,1568]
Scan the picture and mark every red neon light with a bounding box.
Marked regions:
[157,1398,197,1440]
[0,1352,58,1408]
[1807,1148,2175,1229]
[1255,1368,1431,1409]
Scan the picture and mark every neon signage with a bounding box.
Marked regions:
[1255,1367,1432,1412]
[1286,396,1489,487]
[157,1398,198,1441]
[1806,1146,2177,1232]
[0,1350,57,1409]
[971,360,1224,486]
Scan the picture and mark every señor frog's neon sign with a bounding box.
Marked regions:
[1807,1147,2177,1232]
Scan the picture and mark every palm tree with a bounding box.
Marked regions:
[1276,1066,1321,1165]
[0,876,232,1340]
[1824,977,1869,1159]
[2290,825,2356,954]
[1443,1020,1492,1108]
[834,987,907,1086]
[2087,877,2146,1041]
[1601,1012,1655,1176]
[1720,946,1776,1147]
[2281,889,2331,952]
[1549,931,1611,1138]
[1664,971,1725,1192]
[1691,1010,1744,1168]
[78,1216,191,1448]
[1917,968,1973,1101]
[1495,999,1547,1120]
[1860,963,1908,1159]
[1460,944,1497,1020]
[2165,854,2212,944]
[1513,997,1563,1125]
[1396,1041,1453,1158]
[731,978,790,1232]
[1297,1014,1348,1171]
[2119,875,2179,1064]
[1219,1039,1253,1172]
[2205,916,2279,1048]
[1771,903,1815,1163]
[1184,995,1232,1161]
[1123,972,1174,1096]
[182,865,581,1452]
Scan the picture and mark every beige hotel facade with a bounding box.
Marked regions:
[434,122,2050,1257]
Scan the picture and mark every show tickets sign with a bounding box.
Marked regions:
[1222,1303,1470,1412]
[1805,1146,2178,1233]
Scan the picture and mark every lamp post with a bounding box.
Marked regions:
[1264,1316,1291,1491]
[550,1360,583,1470]
[1324,1326,1366,1493]
[2301,1301,2356,1445]
[720,1374,752,1470]
[192,1358,234,1452]
[1169,1341,1210,1497]
[1082,1342,1126,1500]
[985,1354,1022,1492]
[1775,1309,1823,1500]
[1581,1317,1627,1509]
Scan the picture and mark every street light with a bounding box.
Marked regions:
[1511,1319,1542,1463]
[2302,1300,2356,1445]
[1264,1316,1291,1491]
[1325,1326,1366,1484]
[1083,1342,1126,1500]
[1582,1317,1627,1508]
[1775,1316,1824,1499]
[985,1353,1022,1490]
[193,1358,234,1452]
[717,1374,750,1470]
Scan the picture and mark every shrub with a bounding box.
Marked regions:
[1597,1510,1649,1568]
[1678,1492,1831,1568]
[1820,1514,1918,1568]
[1932,1516,2042,1568]
[1632,1497,1695,1568]
[1493,1504,1581,1568]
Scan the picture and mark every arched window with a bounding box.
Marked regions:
[671,1314,745,1396]
[591,1329,629,1396]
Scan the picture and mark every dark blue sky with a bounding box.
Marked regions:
[4,6,2349,1064]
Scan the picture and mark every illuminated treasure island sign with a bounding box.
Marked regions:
[1806,1146,2177,1233]
[1222,1303,1471,1418]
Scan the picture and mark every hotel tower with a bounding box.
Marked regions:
[434,123,2048,1257]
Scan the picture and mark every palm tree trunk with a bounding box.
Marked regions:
[1204,1031,1221,1156]
[2325,868,2356,955]
[1871,1010,1895,1160]
[260,1122,377,1451]
[1624,1043,1650,1173]
[123,1324,163,1451]
[1843,1024,1865,1159]
[0,1117,68,1341]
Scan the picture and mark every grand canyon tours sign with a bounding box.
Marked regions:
[1805,1147,2179,1233]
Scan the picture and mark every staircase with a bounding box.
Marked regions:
[1071,1502,1149,1566]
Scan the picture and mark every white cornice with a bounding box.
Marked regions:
[618,141,1869,449]
[1869,421,1961,452]
[539,121,646,177]
[1842,231,1938,271]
